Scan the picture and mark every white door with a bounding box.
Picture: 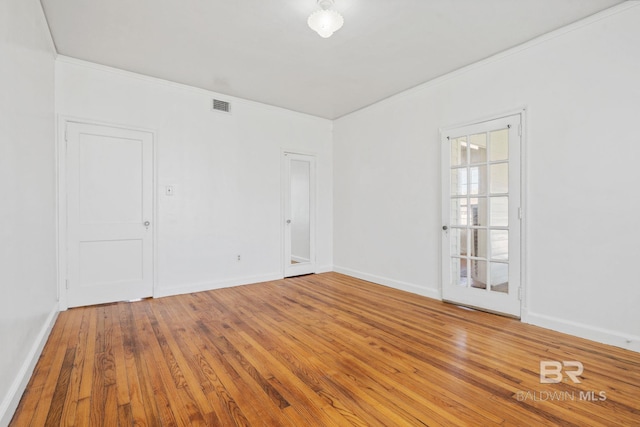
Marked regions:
[283,152,316,277]
[66,122,154,307]
[441,114,522,317]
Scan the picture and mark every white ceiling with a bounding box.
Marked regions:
[40,0,624,119]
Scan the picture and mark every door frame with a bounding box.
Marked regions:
[281,149,317,278]
[439,107,528,318]
[57,116,158,310]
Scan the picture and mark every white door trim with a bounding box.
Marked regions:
[57,116,158,310]
[282,150,317,278]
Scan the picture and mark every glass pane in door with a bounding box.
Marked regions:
[490,230,508,260]
[469,229,487,258]
[489,129,509,161]
[469,165,487,195]
[470,198,488,227]
[490,262,509,293]
[490,163,508,194]
[469,133,487,163]
[451,198,468,226]
[451,137,467,166]
[451,168,467,196]
[452,258,467,286]
[450,228,466,257]
[490,197,509,226]
[469,259,487,289]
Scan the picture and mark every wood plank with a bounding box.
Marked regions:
[139,302,208,426]
[43,347,75,426]
[59,307,89,426]
[10,272,640,426]
[23,313,73,427]
[115,302,148,427]
[154,298,244,426]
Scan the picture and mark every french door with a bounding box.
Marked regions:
[66,122,154,307]
[441,114,522,317]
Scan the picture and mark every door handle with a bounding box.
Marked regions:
[144,221,151,227]
[286,219,291,224]
[442,225,448,231]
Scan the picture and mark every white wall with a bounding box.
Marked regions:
[333,3,640,351]
[0,0,58,424]
[56,57,333,299]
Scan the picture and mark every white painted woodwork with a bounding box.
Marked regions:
[66,122,154,307]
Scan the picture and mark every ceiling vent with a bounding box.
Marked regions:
[212,99,231,113]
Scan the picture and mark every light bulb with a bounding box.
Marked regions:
[308,7,344,38]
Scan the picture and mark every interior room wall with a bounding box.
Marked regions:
[55,57,333,299]
[0,0,58,424]
[333,3,640,351]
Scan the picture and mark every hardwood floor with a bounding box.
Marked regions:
[11,272,640,426]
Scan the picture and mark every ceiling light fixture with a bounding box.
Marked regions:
[308,0,344,38]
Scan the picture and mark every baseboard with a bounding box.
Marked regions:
[333,265,441,300]
[315,264,333,274]
[525,311,640,353]
[0,306,59,427]
[154,272,284,298]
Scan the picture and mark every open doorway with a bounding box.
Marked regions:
[283,152,316,277]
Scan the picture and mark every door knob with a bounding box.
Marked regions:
[286,219,291,224]
[442,225,448,231]
[144,221,151,227]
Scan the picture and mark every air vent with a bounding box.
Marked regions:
[212,99,231,113]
